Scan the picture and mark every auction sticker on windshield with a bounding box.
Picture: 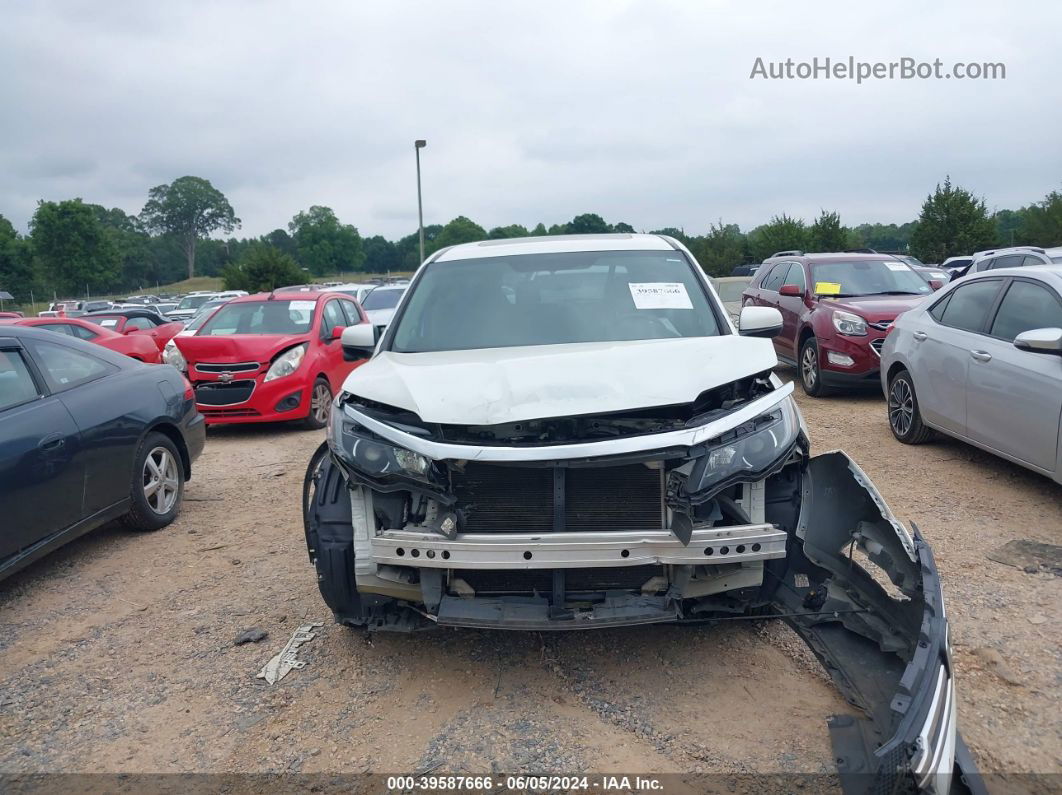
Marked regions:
[884,262,907,271]
[815,281,842,295]
[628,282,693,309]
[288,300,316,311]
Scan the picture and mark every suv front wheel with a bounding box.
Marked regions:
[798,337,830,397]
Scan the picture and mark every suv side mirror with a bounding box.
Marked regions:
[341,323,378,360]
[738,306,783,338]
[1013,327,1062,355]
[779,284,802,297]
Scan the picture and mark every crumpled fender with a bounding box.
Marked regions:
[775,451,984,795]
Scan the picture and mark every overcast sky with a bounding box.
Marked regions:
[2,0,1060,240]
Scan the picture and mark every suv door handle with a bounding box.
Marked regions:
[912,331,928,342]
[970,350,992,363]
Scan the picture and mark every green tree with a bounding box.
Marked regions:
[649,227,693,246]
[288,205,365,275]
[530,222,548,236]
[747,214,808,261]
[807,210,848,252]
[487,224,530,239]
[262,228,297,258]
[1018,190,1062,247]
[567,213,610,234]
[362,235,399,272]
[30,199,120,296]
[432,216,487,253]
[90,205,154,290]
[0,214,34,303]
[612,221,636,233]
[395,224,442,269]
[909,177,995,263]
[697,222,746,277]
[221,244,306,292]
[139,176,240,280]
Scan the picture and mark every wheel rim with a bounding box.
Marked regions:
[801,346,817,388]
[143,447,179,515]
[311,383,331,424]
[889,378,914,436]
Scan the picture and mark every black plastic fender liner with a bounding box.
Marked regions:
[303,442,364,624]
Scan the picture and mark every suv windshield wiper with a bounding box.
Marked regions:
[873,290,924,295]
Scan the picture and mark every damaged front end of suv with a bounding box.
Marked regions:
[302,235,980,793]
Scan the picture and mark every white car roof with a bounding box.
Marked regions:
[433,233,674,262]
[963,264,1062,286]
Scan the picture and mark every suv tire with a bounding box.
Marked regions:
[887,369,933,444]
[799,337,831,397]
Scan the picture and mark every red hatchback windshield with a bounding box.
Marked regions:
[199,300,316,335]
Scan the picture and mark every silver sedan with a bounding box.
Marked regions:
[880,266,1062,484]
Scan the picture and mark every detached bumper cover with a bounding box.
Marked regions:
[776,452,983,795]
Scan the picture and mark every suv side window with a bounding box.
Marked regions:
[1021,255,1045,267]
[782,263,806,292]
[989,280,1062,341]
[0,350,42,410]
[761,264,787,292]
[936,279,1002,333]
[988,254,1023,270]
[124,317,155,330]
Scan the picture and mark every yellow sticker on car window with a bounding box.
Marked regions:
[815,282,842,295]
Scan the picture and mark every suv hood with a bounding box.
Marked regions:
[344,336,778,426]
[175,333,307,364]
[821,294,930,322]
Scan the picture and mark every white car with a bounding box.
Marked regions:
[358,284,407,329]
[881,266,1062,483]
[303,233,970,792]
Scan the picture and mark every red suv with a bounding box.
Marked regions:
[165,292,368,426]
[742,251,933,396]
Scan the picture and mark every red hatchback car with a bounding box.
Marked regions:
[81,309,184,353]
[0,316,162,362]
[742,252,934,396]
[166,292,368,426]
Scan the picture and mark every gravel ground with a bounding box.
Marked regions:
[0,374,1059,784]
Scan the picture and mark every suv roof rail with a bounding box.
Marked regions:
[770,250,804,258]
[845,247,878,254]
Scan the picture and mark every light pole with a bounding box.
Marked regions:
[415,139,427,264]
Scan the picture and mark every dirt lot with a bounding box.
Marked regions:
[1,371,1059,785]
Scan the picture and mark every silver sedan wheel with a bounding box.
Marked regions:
[889,377,914,437]
[801,345,818,389]
[143,447,179,515]
[311,382,331,424]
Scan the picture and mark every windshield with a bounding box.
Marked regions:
[810,260,932,297]
[199,299,315,335]
[714,281,748,301]
[177,295,212,310]
[362,288,404,310]
[391,250,723,353]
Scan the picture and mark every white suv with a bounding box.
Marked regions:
[303,233,971,793]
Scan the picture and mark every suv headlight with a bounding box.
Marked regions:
[832,310,868,336]
[330,408,431,480]
[162,339,186,371]
[691,397,800,495]
[264,343,307,382]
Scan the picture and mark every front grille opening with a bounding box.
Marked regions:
[451,463,664,533]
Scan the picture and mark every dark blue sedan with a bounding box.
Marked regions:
[0,325,205,580]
